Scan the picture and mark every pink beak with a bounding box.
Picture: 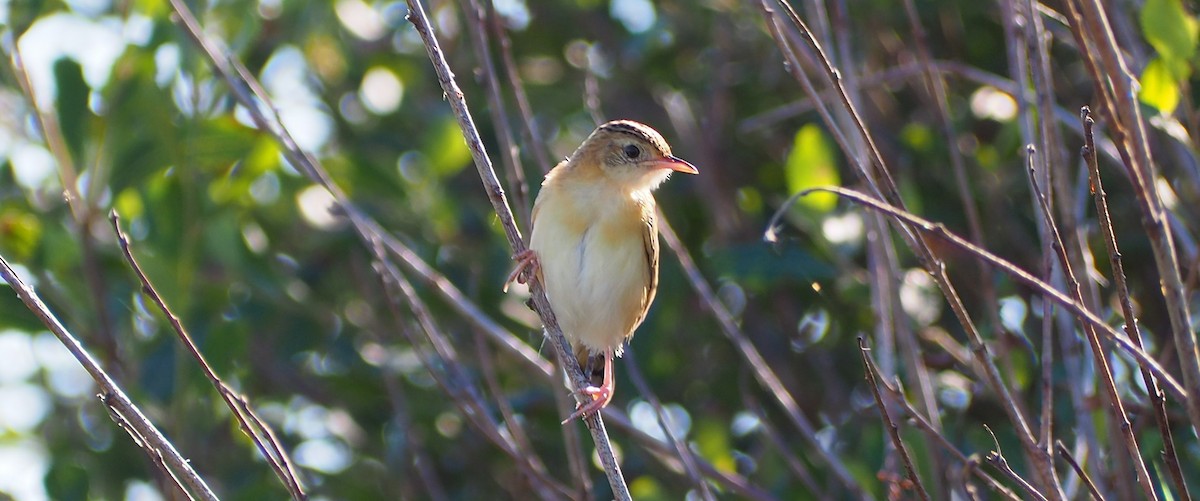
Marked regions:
[655,155,699,174]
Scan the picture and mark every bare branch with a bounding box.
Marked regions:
[1082,107,1191,500]
[1054,441,1107,501]
[858,338,930,501]
[984,425,1049,501]
[0,254,218,500]
[111,212,307,500]
[789,186,1185,400]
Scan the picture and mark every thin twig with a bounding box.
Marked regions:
[487,2,554,175]
[878,378,1021,500]
[1066,0,1200,436]
[983,426,1049,501]
[1054,441,1106,501]
[623,349,714,501]
[784,186,1186,400]
[471,331,563,498]
[0,254,218,500]
[111,212,307,500]
[1026,144,1158,500]
[1082,107,1190,501]
[371,253,570,501]
[858,338,930,501]
[459,0,532,230]
[8,41,121,374]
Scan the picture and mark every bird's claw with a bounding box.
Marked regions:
[503,249,540,292]
[561,385,612,424]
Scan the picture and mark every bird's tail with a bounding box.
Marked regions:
[575,346,603,387]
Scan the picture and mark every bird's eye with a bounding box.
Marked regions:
[623,144,641,159]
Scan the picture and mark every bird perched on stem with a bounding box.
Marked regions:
[506,120,698,422]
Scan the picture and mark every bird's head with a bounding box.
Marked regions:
[573,120,698,191]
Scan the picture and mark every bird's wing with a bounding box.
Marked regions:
[627,204,659,343]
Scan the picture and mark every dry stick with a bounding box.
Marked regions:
[858,338,931,501]
[878,379,1021,501]
[373,256,568,500]
[999,0,1056,458]
[376,367,450,501]
[487,2,554,176]
[756,8,907,495]
[471,332,563,498]
[622,350,714,501]
[1054,441,1107,501]
[371,255,570,501]
[1082,109,1191,501]
[657,214,864,496]
[760,2,1063,495]
[1037,264,1056,450]
[894,4,976,494]
[459,0,532,231]
[370,225,554,376]
[99,393,192,499]
[1068,0,1200,436]
[1026,147,1158,500]
[791,186,1186,400]
[399,1,628,497]
[899,0,997,367]
[983,426,1050,501]
[0,255,217,500]
[863,215,915,481]
[548,358,594,501]
[339,256,450,501]
[1017,0,1123,493]
[8,43,122,375]
[999,3,1059,426]
[111,213,307,500]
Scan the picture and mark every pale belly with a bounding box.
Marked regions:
[531,219,648,356]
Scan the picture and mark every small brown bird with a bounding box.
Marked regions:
[507,120,697,421]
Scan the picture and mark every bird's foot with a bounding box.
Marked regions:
[561,384,613,424]
[503,249,540,292]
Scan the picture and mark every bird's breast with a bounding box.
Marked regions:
[529,185,654,354]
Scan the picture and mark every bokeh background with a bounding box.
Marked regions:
[2,0,1199,499]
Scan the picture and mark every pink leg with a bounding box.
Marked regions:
[503,249,540,292]
[562,348,615,423]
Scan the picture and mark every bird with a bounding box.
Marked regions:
[506,120,697,422]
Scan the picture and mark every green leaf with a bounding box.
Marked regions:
[189,116,259,173]
[1140,57,1181,114]
[1142,0,1198,74]
[785,124,840,212]
[427,118,472,177]
[0,209,42,261]
[53,57,90,163]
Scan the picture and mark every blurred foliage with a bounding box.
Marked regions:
[0,0,1199,500]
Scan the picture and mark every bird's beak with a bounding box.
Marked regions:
[655,155,699,174]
